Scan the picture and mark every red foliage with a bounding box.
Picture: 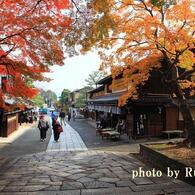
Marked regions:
[0,0,72,109]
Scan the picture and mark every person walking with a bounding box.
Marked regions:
[72,110,76,121]
[59,109,66,126]
[38,115,49,142]
[68,111,71,121]
[52,116,63,142]
[51,111,55,123]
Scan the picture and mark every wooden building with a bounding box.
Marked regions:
[87,71,195,139]
[0,96,34,137]
[0,110,20,137]
[88,75,127,128]
[0,75,35,137]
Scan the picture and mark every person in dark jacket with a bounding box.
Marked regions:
[52,116,62,142]
[72,110,76,121]
[59,109,66,125]
[38,115,49,141]
[68,111,71,121]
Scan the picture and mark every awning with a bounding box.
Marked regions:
[87,104,122,114]
[88,92,123,105]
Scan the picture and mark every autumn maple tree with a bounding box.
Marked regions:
[0,0,72,109]
[72,0,195,146]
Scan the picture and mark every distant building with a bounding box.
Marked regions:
[68,89,80,106]
[68,87,93,108]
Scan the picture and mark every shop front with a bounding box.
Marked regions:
[87,92,126,128]
[126,94,178,139]
[133,105,164,138]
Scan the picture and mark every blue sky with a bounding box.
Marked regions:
[35,51,101,97]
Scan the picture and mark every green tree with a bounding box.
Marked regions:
[75,87,93,108]
[75,93,86,108]
[40,89,57,107]
[85,71,107,88]
[60,89,71,106]
[58,89,71,113]
[32,94,45,108]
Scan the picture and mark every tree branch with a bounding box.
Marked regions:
[139,0,154,17]
[0,26,38,43]
[177,69,195,81]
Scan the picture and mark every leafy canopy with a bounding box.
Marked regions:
[74,0,195,106]
[0,0,71,108]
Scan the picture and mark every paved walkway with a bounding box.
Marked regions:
[0,151,194,194]
[0,123,36,144]
[0,121,51,166]
[46,122,87,152]
[0,118,194,194]
[67,118,175,154]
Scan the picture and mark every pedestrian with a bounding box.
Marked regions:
[96,118,102,129]
[38,115,49,142]
[72,110,76,121]
[52,116,63,142]
[19,112,24,125]
[59,109,66,126]
[100,117,106,129]
[116,119,126,134]
[68,111,71,121]
[51,111,55,122]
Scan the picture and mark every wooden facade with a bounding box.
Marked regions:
[0,110,20,137]
[128,100,178,139]
[165,106,179,130]
[87,72,195,139]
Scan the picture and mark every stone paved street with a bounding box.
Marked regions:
[0,121,51,163]
[66,118,176,153]
[47,122,87,152]
[0,119,195,194]
[0,151,195,194]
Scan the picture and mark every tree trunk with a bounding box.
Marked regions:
[0,109,4,137]
[163,56,195,147]
[171,82,195,147]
